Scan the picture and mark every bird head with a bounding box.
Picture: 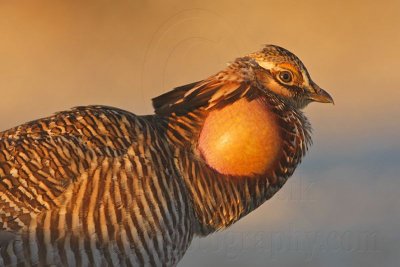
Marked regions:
[248,45,334,109]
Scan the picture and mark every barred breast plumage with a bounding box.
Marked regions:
[0,45,333,266]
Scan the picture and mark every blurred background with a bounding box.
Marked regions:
[0,0,399,266]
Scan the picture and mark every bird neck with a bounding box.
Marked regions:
[159,95,312,236]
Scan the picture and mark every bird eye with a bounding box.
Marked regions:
[278,71,293,83]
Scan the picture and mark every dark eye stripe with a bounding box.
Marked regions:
[274,76,304,93]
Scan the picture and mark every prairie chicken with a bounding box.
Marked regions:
[0,45,333,266]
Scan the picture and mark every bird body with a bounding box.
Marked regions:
[0,45,333,266]
[0,106,193,266]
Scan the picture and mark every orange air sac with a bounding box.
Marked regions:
[198,98,282,177]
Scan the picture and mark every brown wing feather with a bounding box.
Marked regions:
[0,106,137,231]
[152,57,262,117]
[152,81,201,115]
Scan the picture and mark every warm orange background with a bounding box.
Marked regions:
[0,1,399,266]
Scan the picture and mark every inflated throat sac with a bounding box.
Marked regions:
[198,98,282,177]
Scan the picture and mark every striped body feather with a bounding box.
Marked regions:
[0,106,193,266]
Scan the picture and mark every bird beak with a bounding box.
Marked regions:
[308,82,334,104]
